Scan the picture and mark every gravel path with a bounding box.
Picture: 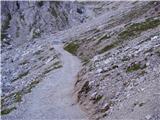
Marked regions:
[2,43,87,120]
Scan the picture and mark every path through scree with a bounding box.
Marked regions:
[2,43,87,120]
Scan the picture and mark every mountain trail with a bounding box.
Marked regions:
[2,42,87,120]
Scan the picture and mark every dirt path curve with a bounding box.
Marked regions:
[2,43,87,120]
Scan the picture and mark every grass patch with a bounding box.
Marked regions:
[126,63,146,73]
[32,29,41,39]
[92,95,103,104]
[17,71,29,78]
[33,49,43,55]
[1,107,16,115]
[99,101,113,113]
[12,70,29,82]
[64,42,79,55]
[1,13,11,41]
[99,43,116,54]
[118,19,160,40]
[19,60,29,65]
[122,56,130,61]
[80,81,91,94]
[82,57,90,66]
[126,63,141,72]
[96,34,111,44]
[43,62,62,75]
[155,48,160,56]
[15,92,22,102]
[78,81,91,95]
[77,81,91,102]
[2,79,42,115]
[26,80,40,93]
[16,26,20,38]
[139,102,145,107]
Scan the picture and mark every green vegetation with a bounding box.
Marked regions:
[15,92,22,102]
[33,49,43,55]
[126,63,141,72]
[139,102,145,107]
[32,29,41,39]
[99,43,116,54]
[79,81,91,94]
[155,48,160,56]
[43,62,62,75]
[112,65,118,69]
[19,60,29,65]
[126,63,146,73]
[26,80,40,93]
[99,101,113,113]
[96,34,111,44]
[37,1,44,7]
[1,107,16,115]
[119,19,160,40]
[1,13,12,41]
[1,79,42,115]
[16,26,20,38]
[77,81,91,102]
[17,71,29,79]
[64,42,79,55]
[82,57,90,66]
[92,95,103,104]
[122,56,130,61]
[12,70,29,82]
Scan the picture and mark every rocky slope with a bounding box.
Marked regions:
[1,1,160,120]
[1,1,111,51]
[1,1,110,116]
[63,1,160,120]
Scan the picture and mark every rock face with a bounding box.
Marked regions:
[1,1,111,50]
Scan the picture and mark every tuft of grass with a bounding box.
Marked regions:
[33,49,43,55]
[64,42,79,55]
[82,57,90,66]
[77,81,91,102]
[155,48,160,56]
[118,19,160,40]
[99,43,116,54]
[122,56,130,61]
[139,102,145,107]
[14,92,22,102]
[126,63,146,73]
[19,60,29,65]
[112,65,118,69]
[126,63,141,72]
[43,62,62,75]
[37,1,44,7]
[32,32,41,39]
[22,79,41,94]
[12,70,29,82]
[96,34,111,44]
[27,80,40,93]
[1,107,16,115]
[1,13,11,41]
[92,95,103,104]
[80,81,91,94]
[16,26,20,38]
[99,101,113,113]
